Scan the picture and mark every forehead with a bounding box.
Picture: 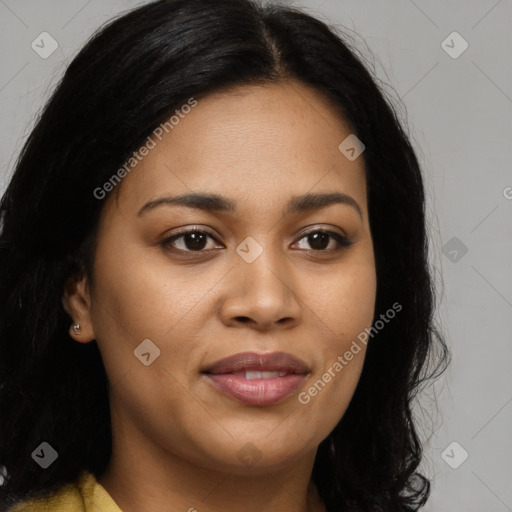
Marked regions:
[108,79,367,218]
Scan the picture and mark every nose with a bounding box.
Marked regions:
[219,239,302,331]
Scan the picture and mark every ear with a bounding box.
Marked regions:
[62,274,96,343]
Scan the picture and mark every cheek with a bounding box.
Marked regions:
[310,257,377,351]
[88,235,227,388]
[90,234,195,338]
[298,255,376,418]
[87,237,181,381]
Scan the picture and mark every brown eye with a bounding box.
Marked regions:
[161,230,221,252]
[160,227,353,255]
[294,229,353,252]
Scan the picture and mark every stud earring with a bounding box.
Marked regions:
[73,324,81,333]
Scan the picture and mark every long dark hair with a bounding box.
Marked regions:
[0,0,449,510]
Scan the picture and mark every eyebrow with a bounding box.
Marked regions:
[137,191,363,219]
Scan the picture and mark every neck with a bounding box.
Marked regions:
[98,429,326,512]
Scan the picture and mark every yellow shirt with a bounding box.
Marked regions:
[7,470,122,512]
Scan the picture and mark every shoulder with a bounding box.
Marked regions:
[6,470,120,512]
[6,478,84,512]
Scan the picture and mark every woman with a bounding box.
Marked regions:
[0,0,449,510]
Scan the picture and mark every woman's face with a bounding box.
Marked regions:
[68,79,376,475]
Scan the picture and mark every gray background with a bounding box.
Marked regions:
[1,0,511,510]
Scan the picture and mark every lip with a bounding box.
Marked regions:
[202,351,310,406]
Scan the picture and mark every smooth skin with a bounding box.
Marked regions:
[62,79,377,512]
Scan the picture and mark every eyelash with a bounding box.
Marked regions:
[160,227,353,254]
